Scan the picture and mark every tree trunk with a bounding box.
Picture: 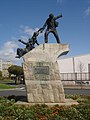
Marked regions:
[15,76,19,84]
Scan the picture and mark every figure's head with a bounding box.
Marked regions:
[49,13,54,18]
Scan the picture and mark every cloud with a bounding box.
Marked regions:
[20,25,39,36]
[84,7,90,16]
[0,25,43,65]
[0,41,20,64]
[19,25,43,42]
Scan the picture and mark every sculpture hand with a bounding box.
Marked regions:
[38,28,43,33]
[40,30,43,33]
[18,39,22,42]
[60,13,63,17]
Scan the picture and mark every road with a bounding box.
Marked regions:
[0,88,90,97]
[64,88,90,95]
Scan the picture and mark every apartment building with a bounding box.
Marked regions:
[0,59,13,77]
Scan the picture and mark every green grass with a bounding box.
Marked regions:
[0,78,15,82]
[0,84,16,89]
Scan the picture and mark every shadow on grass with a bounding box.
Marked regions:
[7,95,27,102]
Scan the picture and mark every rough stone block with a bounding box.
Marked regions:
[23,44,69,103]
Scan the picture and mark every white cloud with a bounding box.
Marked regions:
[19,25,43,41]
[0,26,43,63]
[85,7,90,16]
[23,26,34,36]
[0,25,44,65]
[20,25,39,36]
[20,36,28,42]
[0,41,20,64]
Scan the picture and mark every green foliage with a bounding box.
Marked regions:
[0,84,16,89]
[0,78,14,82]
[8,65,24,84]
[0,95,90,120]
[0,71,2,77]
[8,65,23,77]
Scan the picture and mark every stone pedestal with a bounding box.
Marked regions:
[23,44,69,103]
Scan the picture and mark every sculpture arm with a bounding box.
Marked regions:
[55,13,63,20]
[39,21,47,33]
[42,21,47,30]
[18,39,27,45]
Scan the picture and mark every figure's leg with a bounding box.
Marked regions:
[22,49,27,55]
[17,48,23,57]
[52,30,60,43]
[17,48,20,55]
[44,30,49,43]
[35,40,39,45]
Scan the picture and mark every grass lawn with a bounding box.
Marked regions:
[0,78,15,82]
[0,83,16,89]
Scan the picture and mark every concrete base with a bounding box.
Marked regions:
[23,44,69,103]
[15,98,78,106]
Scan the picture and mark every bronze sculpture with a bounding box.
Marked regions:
[16,13,62,58]
[16,30,40,58]
[39,13,62,43]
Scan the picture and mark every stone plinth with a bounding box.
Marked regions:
[23,44,69,103]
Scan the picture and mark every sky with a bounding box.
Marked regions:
[0,0,90,65]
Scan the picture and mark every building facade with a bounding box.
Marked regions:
[0,60,13,77]
[57,54,90,85]
[58,54,90,73]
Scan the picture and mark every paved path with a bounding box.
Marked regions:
[0,89,26,97]
[0,88,90,97]
[64,88,90,95]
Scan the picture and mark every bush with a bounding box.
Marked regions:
[0,71,2,78]
[0,95,90,120]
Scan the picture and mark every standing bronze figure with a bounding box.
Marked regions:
[40,13,62,43]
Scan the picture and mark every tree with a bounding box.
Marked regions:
[0,71,2,79]
[8,65,24,84]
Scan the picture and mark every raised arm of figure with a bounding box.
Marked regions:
[18,39,27,45]
[55,13,63,20]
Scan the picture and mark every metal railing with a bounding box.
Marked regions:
[60,73,90,86]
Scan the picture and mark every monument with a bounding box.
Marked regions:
[16,13,63,58]
[23,43,69,103]
[16,13,78,105]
